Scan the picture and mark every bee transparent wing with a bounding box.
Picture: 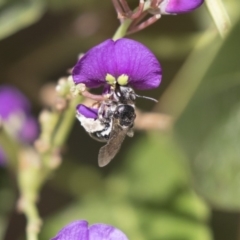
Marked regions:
[98,125,127,167]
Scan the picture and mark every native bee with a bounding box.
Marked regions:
[76,85,136,166]
[77,84,156,167]
[98,102,136,167]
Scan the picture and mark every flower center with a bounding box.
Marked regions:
[105,74,116,85]
[105,74,129,86]
[117,74,129,85]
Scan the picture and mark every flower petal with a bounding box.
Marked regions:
[73,38,162,90]
[0,85,39,144]
[76,104,98,119]
[0,85,30,119]
[89,224,129,240]
[51,221,129,240]
[51,220,88,240]
[73,40,113,88]
[160,0,204,14]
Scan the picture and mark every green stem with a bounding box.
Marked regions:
[205,0,231,38]
[113,19,132,40]
[25,201,41,240]
[0,128,20,169]
[156,29,219,119]
[18,148,49,240]
[112,1,151,40]
[52,96,82,148]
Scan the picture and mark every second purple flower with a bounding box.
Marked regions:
[0,85,39,165]
[51,220,129,240]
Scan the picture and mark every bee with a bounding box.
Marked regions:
[77,84,156,167]
[98,102,136,167]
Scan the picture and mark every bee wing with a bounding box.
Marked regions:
[98,124,127,167]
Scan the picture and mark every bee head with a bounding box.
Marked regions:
[114,85,136,104]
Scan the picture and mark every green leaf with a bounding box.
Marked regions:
[171,190,210,221]
[0,0,46,40]
[141,210,212,240]
[124,133,190,203]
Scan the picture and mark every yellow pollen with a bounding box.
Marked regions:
[117,74,129,85]
[105,74,116,85]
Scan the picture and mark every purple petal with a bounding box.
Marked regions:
[77,104,99,119]
[89,224,128,240]
[160,0,204,14]
[51,220,129,240]
[0,85,30,120]
[0,85,39,144]
[51,220,88,240]
[73,38,162,90]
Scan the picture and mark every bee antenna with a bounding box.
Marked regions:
[135,94,158,103]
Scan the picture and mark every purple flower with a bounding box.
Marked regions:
[77,104,98,119]
[0,85,39,165]
[73,38,162,90]
[0,86,30,120]
[51,220,129,240]
[158,0,204,14]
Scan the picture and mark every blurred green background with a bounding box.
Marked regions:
[0,0,240,239]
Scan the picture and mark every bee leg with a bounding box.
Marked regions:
[127,129,134,137]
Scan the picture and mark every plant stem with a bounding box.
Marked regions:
[113,19,132,40]
[0,128,19,169]
[205,0,231,38]
[18,95,81,240]
[52,96,82,148]
[25,200,41,240]
[112,1,151,40]
[20,12,133,240]
[18,147,49,240]
[156,29,219,119]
